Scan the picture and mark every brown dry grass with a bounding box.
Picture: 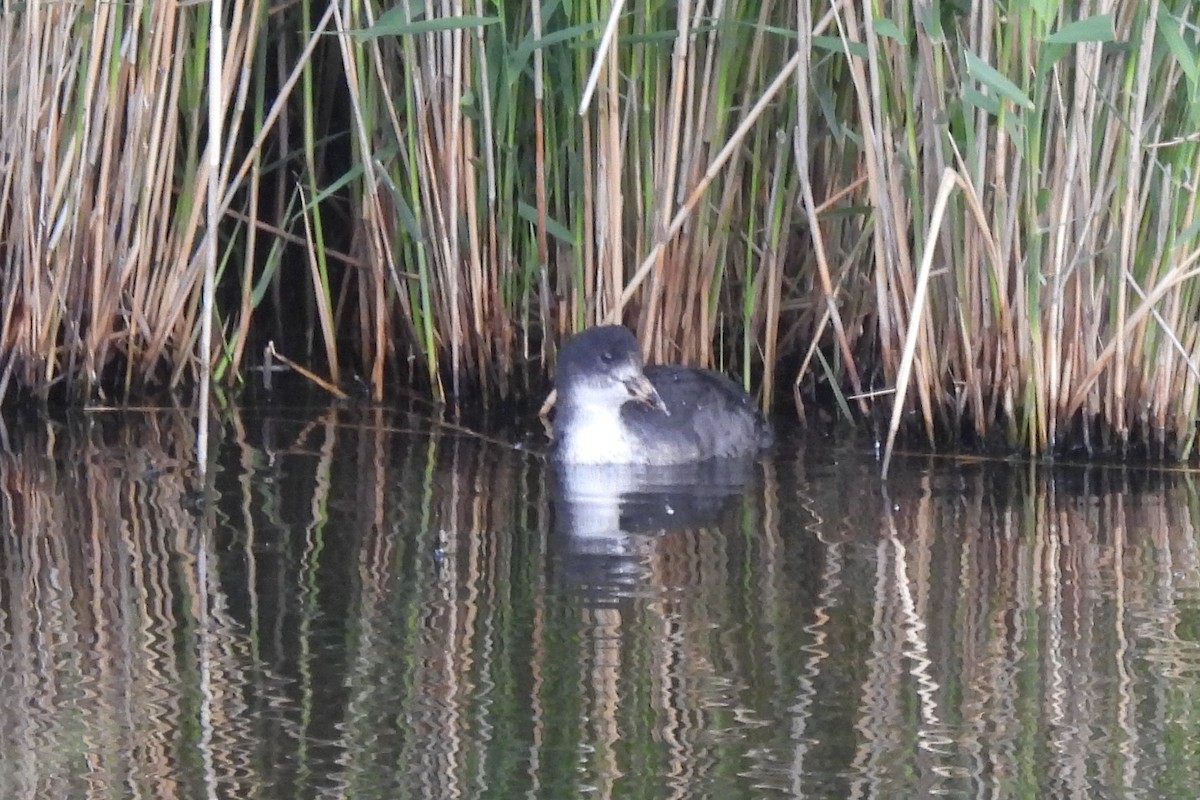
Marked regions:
[2,2,1200,460]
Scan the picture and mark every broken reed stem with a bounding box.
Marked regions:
[266,342,349,400]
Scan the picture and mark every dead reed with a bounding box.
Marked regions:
[1,2,1199,459]
[856,3,1200,466]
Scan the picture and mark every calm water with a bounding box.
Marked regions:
[2,406,1200,798]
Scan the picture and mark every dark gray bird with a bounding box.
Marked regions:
[551,325,772,464]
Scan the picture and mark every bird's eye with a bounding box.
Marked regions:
[600,350,615,364]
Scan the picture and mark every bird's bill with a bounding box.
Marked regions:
[623,374,669,415]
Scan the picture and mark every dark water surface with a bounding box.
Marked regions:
[2,406,1200,798]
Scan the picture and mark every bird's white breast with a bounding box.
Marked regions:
[555,405,640,464]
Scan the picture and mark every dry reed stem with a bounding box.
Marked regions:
[795,1,867,411]
[298,184,340,382]
[265,342,349,400]
[198,0,228,471]
[882,168,958,479]
[578,0,626,116]
[612,49,803,318]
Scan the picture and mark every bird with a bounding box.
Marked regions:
[550,325,772,465]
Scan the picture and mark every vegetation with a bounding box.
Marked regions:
[1,1,1200,459]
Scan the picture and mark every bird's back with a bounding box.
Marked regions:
[619,365,772,463]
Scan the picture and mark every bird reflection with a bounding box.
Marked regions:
[550,460,760,601]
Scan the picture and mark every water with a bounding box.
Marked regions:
[2,406,1200,798]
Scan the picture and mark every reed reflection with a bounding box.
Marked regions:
[0,411,1199,798]
[0,411,270,799]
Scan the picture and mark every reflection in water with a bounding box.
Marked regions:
[550,460,761,597]
[0,410,1199,797]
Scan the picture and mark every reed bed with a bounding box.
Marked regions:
[1,2,1199,458]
